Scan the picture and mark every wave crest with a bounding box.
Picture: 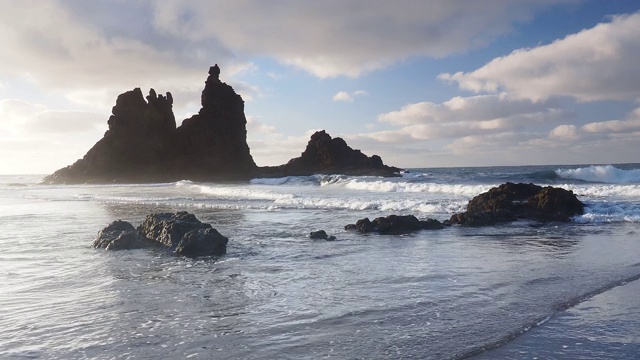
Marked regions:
[556,165,640,184]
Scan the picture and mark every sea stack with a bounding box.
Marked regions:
[44,65,257,184]
[258,130,400,177]
[44,65,402,184]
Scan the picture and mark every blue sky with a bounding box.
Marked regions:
[1,0,639,174]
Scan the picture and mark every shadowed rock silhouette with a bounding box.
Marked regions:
[44,65,400,184]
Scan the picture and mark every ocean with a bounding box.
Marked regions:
[1,164,640,359]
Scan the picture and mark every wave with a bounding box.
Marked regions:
[250,174,351,186]
[575,201,640,223]
[271,196,467,214]
[555,165,640,184]
[190,184,295,202]
[521,169,560,181]
[337,179,491,196]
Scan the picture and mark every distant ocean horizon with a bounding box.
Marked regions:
[2,163,640,359]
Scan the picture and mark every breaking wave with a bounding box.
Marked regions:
[556,165,640,184]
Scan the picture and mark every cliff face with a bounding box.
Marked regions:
[44,65,257,184]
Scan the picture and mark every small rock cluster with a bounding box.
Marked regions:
[93,211,228,257]
[309,230,336,241]
[345,215,445,235]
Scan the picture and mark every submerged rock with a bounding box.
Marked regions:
[95,211,228,257]
[93,220,154,250]
[345,215,445,235]
[447,182,584,226]
[309,230,336,241]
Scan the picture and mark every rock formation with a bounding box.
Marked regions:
[44,65,256,184]
[44,65,402,184]
[259,130,400,177]
[93,220,156,250]
[170,65,256,180]
[309,230,336,241]
[447,182,585,226]
[93,211,229,257]
[345,215,445,235]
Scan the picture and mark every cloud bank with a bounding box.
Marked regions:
[439,12,640,102]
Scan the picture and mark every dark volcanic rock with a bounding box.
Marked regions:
[96,211,228,257]
[174,227,229,257]
[136,211,228,256]
[43,65,401,184]
[345,215,445,235]
[309,230,336,241]
[44,65,256,184]
[138,211,211,249]
[172,65,256,180]
[447,182,584,226]
[259,130,401,177]
[93,220,154,250]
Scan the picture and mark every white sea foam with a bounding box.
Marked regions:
[556,165,640,184]
[575,201,640,223]
[559,184,640,199]
[193,184,295,201]
[271,196,466,214]
[340,179,490,196]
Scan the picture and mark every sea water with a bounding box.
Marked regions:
[1,164,640,359]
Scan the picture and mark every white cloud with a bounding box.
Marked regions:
[248,129,322,166]
[439,12,640,102]
[374,94,568,141]
[246,116,277,137]
[333,91,353,102]
[0,2,252,112]
[0,98,107,174]
[549,124,579,139]
[582,117,640,134]
[151,0,577,78]
[0,99,106,135]
[332,90,369,102]
[546,106,640,140]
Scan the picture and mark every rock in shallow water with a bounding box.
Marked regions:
[447,182,584,226]
[345,215,445,235]
[174,227,229,257]
[309,230,336,241]
[93,220,154,250]
[138,211,212,249]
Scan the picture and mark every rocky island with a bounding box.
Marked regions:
[44,65,399,184]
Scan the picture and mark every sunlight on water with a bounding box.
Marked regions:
[1,165,640,359]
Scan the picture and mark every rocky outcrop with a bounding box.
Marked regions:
[258,130,401,177]
[93,220,155,250]
[44,65,256,184]
[93,211,228,257]
[170,65,256,180]
[309,230,336,241]
[44,65,402,184]
[447,182,585,226]
[345,215,445,235]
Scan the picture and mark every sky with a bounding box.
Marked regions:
[1,0,640,174]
